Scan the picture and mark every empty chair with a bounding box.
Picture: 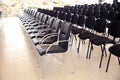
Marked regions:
[26,14,49,33]
[32,18,62,45]
[36,21,73,78]
[72,15,86,35]
[36,21,72,56]
[89,21,120,69]
[29,17,55,38]
[77,16,96,53]
[106,44,120,72]
[85,18,107,65]
[71,14,79,40]
[71,15,86,42]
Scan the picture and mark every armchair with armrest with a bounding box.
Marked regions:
[36,21,75,78]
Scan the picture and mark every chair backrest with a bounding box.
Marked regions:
[78,8,83,16]
[93,18,107,33]
[46,17,55,28]
[53,10,59,18]
[77,15,85,27]
[94,7,100,18]
[86,8,94,16]
[60,12,67,20]
[59,21,72,50]
[107,11,118,21]
[41,14,48,24]
[100,8,109,19]
[38,13,44,22]
[33,11,37,18]
[85,16,95,29]
[35,12,40,19]
[66,12,72,22]
[71,13,79,24]
[51,18,62,33]
[108,21,120,38]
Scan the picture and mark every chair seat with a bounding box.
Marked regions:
[72,26,85,35]
[109,44,120,57]
[37,45,67,56]
[32,38,39,45]
[30,33,38,38]
[78,31,94,40]
[27,29,37,34]
[32,37,57,45]
[90,35,115,45]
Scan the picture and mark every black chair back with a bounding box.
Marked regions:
[51,19,62,33]
[85,16,95,29]
[93,18,107,33]
[77,15,85,27]
[108,21,120,38]
[66,12,72,22]
[59,21,72,50]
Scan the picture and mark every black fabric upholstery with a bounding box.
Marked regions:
[36,21,72,56]
[72,26,84,35]
[32,37,57,45]
[71,14,79,24]
[90,35,115,45]
[72,15,86,35]
[66,12,72,22]
[37,45,67,56]
[108,21,120,38]
[93,18,107,33]
[109,44,120,57]
[59,22,72,49]
[85,16,95,29]
[31,18,61,40]
[78,31,94,40]
[77,15,85,27]
[78,16,95,40]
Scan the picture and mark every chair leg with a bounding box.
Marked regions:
[75,35,77,41]
[86,40,91,59]
[99,45,104,68]
[106,53,111,72]
[88,43,93,59]
[70,34,74,46]
[77,39,81,53]
[82,40,85,44]
[103,45,107,57]
[118,57,120,65]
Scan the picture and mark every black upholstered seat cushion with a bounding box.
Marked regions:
[32,37,57,45]
[30,31,50,39]
[109,44,120,57]
[90,35,116,45]
[37,45,67,56]
[72,26,86,35]
[78,31,94,40]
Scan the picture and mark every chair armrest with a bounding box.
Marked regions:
[39,33,58,44]
[45,40,70,55]
[37,32,58,39]
[38,28,52,34]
